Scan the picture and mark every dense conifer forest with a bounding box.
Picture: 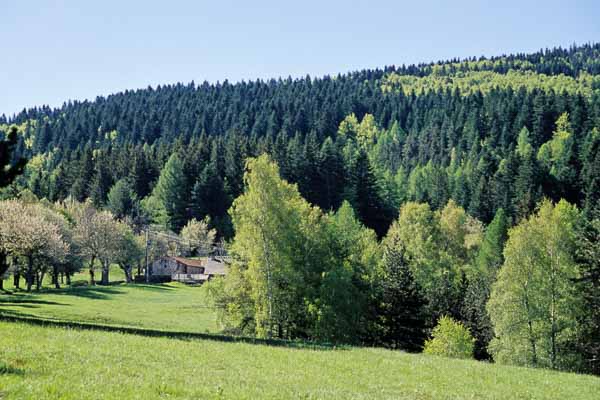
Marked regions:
[3,44,600,235]
[2,43,600,374]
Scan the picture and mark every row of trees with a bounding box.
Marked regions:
[0,198,142,289]
[0,192,221,290]
[207,155,600,374]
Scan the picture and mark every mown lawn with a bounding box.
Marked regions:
[0,268,218,334]
[0,321,598,400]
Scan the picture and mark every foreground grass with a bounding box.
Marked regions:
[0,281,218,334]
[0,322,598,400]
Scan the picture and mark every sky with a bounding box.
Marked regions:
[1,0,599,116]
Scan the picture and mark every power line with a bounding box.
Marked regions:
[142,228,228,282]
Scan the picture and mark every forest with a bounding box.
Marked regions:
[1,43,600,375]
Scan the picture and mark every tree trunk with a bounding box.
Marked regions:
[36,271,44,291]
[0,251,8,291]
[101,262,110,285]
[53,265,60,289]
[123,265,133,284]
[524,291,537,366]
[26,256,34,292]
[66,273,71,286]
[13,272,20,289]
[89,256,96,285]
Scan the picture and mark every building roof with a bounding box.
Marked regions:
[203,259,227,275]
[172,257,205,268]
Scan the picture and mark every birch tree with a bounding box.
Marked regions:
[488,199,583,370]
[229,155,308,338]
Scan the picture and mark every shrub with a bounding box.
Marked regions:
[424,316,475,359]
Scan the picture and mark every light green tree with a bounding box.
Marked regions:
[337,113,360,139]
[395,201,481,322]
[229,155,312,338]
[487,199,583,370]
[537,113,576,184]
[310,201,379,342]
[180,217,216,256]
[424,316,475,359]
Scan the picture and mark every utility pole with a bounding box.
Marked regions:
[145,229,150,283]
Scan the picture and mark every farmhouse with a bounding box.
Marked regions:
[150,256,228,283]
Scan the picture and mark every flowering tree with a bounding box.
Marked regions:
[0,200,69,291]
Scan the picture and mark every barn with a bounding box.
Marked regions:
[150,256,227,283]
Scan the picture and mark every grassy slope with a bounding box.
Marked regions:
[2,271,599,399]
[0,281,218,334]
[0,321,598,400]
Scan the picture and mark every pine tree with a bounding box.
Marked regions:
[375,221,428,351]
[129,150,154,199]
[90,159,113,207]
[317,137,345,211]
[580,128,600,218]
[71,148,95,201]
[514,127,541,220]
[476,208,509,274]
[347,149,390,237]
[107,179,137,219]
[149,153,188,231]
[462,208,508,359]
[576,218,600,374]
[0,127,26,188]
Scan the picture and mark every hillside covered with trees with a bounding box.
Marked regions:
[1,43,600,375]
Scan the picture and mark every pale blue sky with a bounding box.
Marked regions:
[2,0,599,116]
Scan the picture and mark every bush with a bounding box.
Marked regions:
[424,316,475,359]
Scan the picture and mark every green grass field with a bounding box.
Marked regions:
[0,265,217,333]
[0,282,217,334]
[1,270,599,399]
[1,321,599,400]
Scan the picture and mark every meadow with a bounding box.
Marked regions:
[0,266,217,334]
[2,271,600,400]
[1,320,599,400]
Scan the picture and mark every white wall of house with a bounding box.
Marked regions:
[151,258,181,276]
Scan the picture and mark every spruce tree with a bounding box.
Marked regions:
[191,147,229,234]
[375,223,428,351]
[0,126,27,188]
[462,208,508,359]
[580,128,600,218]
[71,148,95,201]
[318,137,345,211]
[150,153,188,231]
[347,149,390,237]
[90,160,113,207]
[514,127,541,220]
[576,218,600,374]
[107,179,137,220]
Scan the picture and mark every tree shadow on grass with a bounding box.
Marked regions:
[45,286,127,300]
[0,361,25,376]
[128,283,176,291]
[0,312,346,352]
[0,298,68,306]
